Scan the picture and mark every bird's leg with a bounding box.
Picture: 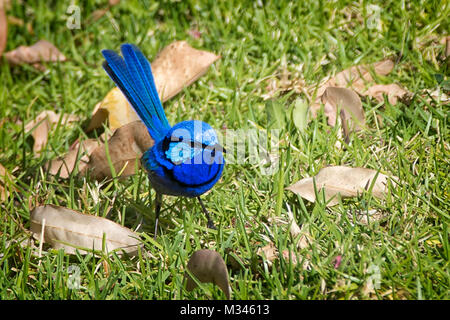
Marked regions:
[197,197,216,229]
[154,193,162,239]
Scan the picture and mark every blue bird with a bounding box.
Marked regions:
[102,44,225,237]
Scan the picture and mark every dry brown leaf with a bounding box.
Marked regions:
[326,59,394,95]
[30,204,141,256]
[0,2,7,56]
[45,139,102,178]
[425,87,450,104]
[257,241,309,270]
[4,40,66,70]
[321,87,365,128]
[153,40,220,101]
[257,243,278,263]
[321,87,365,143]
[310,59,395,118]
[364,83,409,105]
[286,166,397,207]
[25,110,79,156]
[0,163,15,202]
[85,102,110,132]
[88,41,220,131]
[80,121,154,180]
[87,88,140,131]
[185,249,231,299]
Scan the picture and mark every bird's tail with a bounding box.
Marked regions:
[102,44,170,140]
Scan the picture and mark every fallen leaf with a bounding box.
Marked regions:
[364,83,409,105]
[0,2,7,56]
[286,166,397,207]
[4,40,66,70]
[326,59,395,95]
[257,241,309,270]
[87,88,140,131]
[153,40,220,101]
[0,163,15,202]
[85,102,110,132]
[25,110,79,156]
[30,204,141,255]
[45,138,102,178]
[185,249,231,299]
[310,59,395,118]
[424,87,450,104]
[80,121,154,180]
[257,243,278,263]
[321,87,365,143]
[89,41,220,130]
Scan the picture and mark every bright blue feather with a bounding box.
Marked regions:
[102,44,225,200]
[102,45,170,141]
[122,44,170,129]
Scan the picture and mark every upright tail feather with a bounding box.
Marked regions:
[102,44,170,140]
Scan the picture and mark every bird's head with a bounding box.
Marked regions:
[147,120,225,187]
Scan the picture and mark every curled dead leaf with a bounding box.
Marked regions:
[364,83,409,105]
[309,59,395,119]
[30,204,141,256]
[322,87,364,127]
[257,243,278,264]
[326,59,395,95]
[321,87,365,143]
[185,249,231,299]
[81,121,154,180]
[0,163,15,202]
[0,2,7,56]
[153,40,220,101]
[45,139,102,178]
[4,40,66,70]
[257,241,309,270]
[87,88,140,131]
[25,110,79,156]
[286,166,397,207]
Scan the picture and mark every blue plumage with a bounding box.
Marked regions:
[102,44,224,235]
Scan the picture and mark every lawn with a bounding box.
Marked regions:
[0,0,448,300]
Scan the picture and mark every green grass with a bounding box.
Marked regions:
[0,0,449,300]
